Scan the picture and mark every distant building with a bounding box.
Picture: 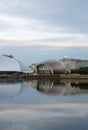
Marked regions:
[76,59,88,68]
[0,55,30,75]
[62,57,88,72]
[62,58,76,72]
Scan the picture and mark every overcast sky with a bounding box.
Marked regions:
[0,0,88,63]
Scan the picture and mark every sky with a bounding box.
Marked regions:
[0,0,88,64]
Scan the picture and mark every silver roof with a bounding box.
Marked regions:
[0,55,29,72]
[37,60,66,70]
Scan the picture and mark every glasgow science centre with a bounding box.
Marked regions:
[0,54,66,76]
[0,54,88,80]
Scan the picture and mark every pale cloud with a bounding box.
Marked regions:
[0,14,68,33]
[0,33,88,48]
[0,0,88,49]
[0,15,27,25]
[0,13,88,48]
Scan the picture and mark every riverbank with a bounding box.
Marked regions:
[24,74,88,80]
[0,74,88,81]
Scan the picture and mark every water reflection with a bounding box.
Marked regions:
[29,79,88,96]
[0,79,88,99]
[0,80,30,99]
[0,79,88,130]
[30,80,66,95]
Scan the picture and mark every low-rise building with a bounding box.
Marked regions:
[62,57,88,72]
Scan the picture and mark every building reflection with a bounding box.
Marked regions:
[29,80,88,96]
[36,80,66,95]
[0,79,88,99]
[0,80,30,99]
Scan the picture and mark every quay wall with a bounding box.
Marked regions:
[0,74,88,80]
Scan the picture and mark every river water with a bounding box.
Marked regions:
[0,79,88,130]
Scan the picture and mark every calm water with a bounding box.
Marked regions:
[0,79,88,130]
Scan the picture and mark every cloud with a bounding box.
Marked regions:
[0,34,88,48]
[0,0,88,49]
[0,0,88,33]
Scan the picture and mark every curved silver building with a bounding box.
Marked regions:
[0,55,29,74]
[36,60,66,75]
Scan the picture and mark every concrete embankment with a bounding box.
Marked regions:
[23,74,88,80]
[0,74,88,81]
[60,74,88,80]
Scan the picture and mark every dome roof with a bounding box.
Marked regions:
[0,55,29,73]
[39,60,65,70]
[37,60,66,74]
